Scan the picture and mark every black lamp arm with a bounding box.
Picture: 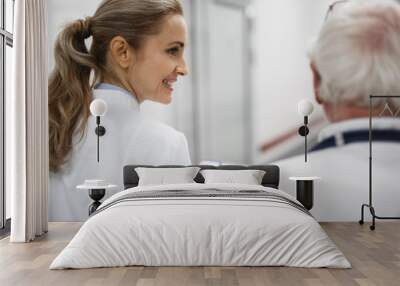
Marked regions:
[298,116,309,163]
[94,116,106,162]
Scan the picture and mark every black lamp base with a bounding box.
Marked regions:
[296,180,314,210]
[88,188,106,215]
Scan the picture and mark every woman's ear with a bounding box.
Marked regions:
[109,36,135,69]
[310,62,323,104]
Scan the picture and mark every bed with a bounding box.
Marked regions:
[50,165,350,269]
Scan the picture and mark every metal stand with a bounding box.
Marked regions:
[359,95,400,230]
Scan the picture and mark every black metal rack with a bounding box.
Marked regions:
[359,95,400,230]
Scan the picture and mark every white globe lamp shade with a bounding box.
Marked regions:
[90,99,107,116]
[297,99,314,116]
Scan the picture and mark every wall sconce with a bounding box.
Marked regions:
[90,99,107,162]
[297,99,314,162]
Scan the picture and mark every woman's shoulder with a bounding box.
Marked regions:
[133,118,190,164]
[136,118,186,143]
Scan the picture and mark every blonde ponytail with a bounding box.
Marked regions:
[49,17,97,172]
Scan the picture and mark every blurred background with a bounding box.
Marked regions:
[47,0,334,165]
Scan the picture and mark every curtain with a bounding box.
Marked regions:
[10,0,48,242]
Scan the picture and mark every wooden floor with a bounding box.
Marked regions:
[0,222,399,286]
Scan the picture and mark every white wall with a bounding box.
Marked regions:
[191,0,252,164]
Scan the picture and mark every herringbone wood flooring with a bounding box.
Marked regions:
[0,222,399,286]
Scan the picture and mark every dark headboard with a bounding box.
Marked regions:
[123,165,280,189]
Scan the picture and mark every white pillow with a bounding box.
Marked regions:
[135,167,200,186]
[200,169,266,185]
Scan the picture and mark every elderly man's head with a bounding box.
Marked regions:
[309,0,400,122]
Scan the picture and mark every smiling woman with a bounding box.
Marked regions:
[122,15,188,104]
[48,0,192,222]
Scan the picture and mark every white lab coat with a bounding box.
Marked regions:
[274,118,400,221]
[49,87,191,221]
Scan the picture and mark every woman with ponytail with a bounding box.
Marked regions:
[49,0,191,221]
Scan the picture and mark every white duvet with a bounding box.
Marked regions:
[50,183,351,269]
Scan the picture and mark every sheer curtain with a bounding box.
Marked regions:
[10,0,48,242]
